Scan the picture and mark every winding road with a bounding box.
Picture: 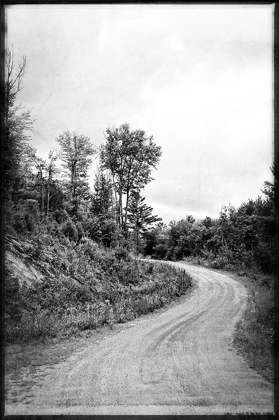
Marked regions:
[5,262,273,415]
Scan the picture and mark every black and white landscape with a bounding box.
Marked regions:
[4,4,275,416]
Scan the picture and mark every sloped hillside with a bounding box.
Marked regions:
[5,236,79,287]
[5,235,192,344]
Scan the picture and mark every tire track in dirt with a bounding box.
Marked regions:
[5,261,273,415]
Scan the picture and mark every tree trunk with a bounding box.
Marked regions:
[46,184,50,216]
[118,175,123,231]
[119,191,123,229]
[111,174,119,225]
[124,189,130,238]
[70,170,74,201]
[40,171,44,215]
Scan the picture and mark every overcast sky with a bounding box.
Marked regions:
[6,4,274,224]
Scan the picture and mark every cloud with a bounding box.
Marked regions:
[6,5,273,223]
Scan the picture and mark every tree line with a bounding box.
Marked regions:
[145,188,275,274]
[4,50,162,252]
[4,50,194,344]
[4,49,276,275]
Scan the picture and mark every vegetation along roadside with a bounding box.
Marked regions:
[4,48,275,385]
[5,235,193,345]
[232,270,274,383]
[180,258,274,383]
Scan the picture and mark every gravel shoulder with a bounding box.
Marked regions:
[5,262,274,415]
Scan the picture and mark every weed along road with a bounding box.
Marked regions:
[5,262,273,415]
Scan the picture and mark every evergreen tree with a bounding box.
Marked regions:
[91,169,113,216]
[127,191,161,251]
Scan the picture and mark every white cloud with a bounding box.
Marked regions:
[6,4,273,223]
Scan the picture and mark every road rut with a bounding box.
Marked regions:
[5,262,273,415]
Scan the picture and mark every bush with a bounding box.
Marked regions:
[60,219,79,242]
[254,246,274,274]
[5,238,193,344]
[233,280,274,382]
[114,246,130,261]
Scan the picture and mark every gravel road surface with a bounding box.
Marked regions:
[5,262,273,415]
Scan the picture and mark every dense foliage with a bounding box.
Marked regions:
[4,51,162,249]
[144,179,275,276]
[100,123,162,236]
[4,50,189,344]
[5,236,192,343]
[4,49,275,273]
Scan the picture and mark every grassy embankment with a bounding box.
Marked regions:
[5,236,192,345]
[182,255,274,383]
[232,272,274,383]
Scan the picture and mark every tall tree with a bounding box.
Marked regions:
[56,131,96,214]
[90,168,117,246]
[45,150,60,216]
[25,146,46,215]
[127,191,162,251]
[91,168,113,216]
[4,49,26,116]
[24,147,61,216]
[100,123,162,235]
[3,49,36,200]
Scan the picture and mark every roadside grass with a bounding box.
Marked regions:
[232,273,274,383]
[182,256,274,383]
[5,256,192,345]
[5,324,113,375]
[5,264,194,376]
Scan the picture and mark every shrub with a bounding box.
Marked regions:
[60,219,79,242]
[114,246,130,261]
[5,242,193,344]
[254,246,274,274]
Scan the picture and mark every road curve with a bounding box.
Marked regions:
[5,262,273,415]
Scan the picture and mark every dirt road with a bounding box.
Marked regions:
[5,262,273,415]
